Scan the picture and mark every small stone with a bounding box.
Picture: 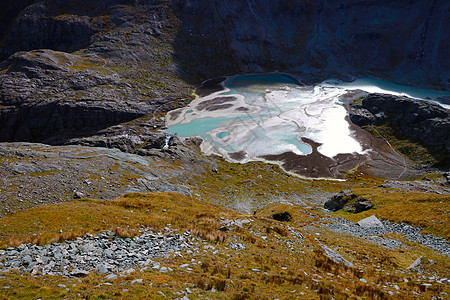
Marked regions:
[159,267,168,273]
[23,255,33,265]
[57,284,67,288]
[97,264,108,274]
[73,192,84,199]
[360,278,367,283]
[219,226,229,232]
[70,269,89,277]
[131,279,143,285]
[123,268,135,274]
[106,274,118,280]
[186,287,192,294]
[408,257,423,270]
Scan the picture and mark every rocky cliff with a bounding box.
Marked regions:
[350,94,450,168]
[172,0,450,88]
[0,0,449,143]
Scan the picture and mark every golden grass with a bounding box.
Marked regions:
[0,192,239,247]
[0,190,449,299]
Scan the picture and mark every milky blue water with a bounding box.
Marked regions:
[326,78,450,107]
[167,74,449,163]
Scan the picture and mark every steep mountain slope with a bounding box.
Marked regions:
[0,0,449,143]
[173,0,450,88]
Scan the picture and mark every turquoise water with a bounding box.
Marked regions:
[217,132,229,138]
[168,116,244,137]
[325,78,450,108]
[167,74,449,163]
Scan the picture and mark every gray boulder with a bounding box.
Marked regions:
[357,215,384,229]
[70,268,90,277]
[324,190,357,211]
[344,197,374,213]
[318,242,355,268]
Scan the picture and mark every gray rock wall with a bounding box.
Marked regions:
[172,0,450,88]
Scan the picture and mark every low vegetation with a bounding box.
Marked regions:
[0,191,448,299]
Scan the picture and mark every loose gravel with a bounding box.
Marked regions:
[0,228,195,276]
[322,217,450,256]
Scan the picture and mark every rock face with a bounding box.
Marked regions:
[172,0,450,88]
[0,1,192,144]
[350,94,450,168]
[0,49,157,143]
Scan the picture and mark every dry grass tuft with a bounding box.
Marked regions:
[265,225,288,236]
[189,213,227,243]
[113,227,135,238]
[354,283,387,299]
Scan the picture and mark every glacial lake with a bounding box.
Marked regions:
[167,74,450,165]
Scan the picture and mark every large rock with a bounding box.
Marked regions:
[357,215,384,229]
[344,197,374,213]
[324,190,357,211]
[318,242,355,268]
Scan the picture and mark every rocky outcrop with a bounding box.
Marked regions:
[324,191,374,213]
[0,49,155,143]
[344,199,374,214]
[0,1,192,144]
[324,190,357,212]
[350,94,450,168]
